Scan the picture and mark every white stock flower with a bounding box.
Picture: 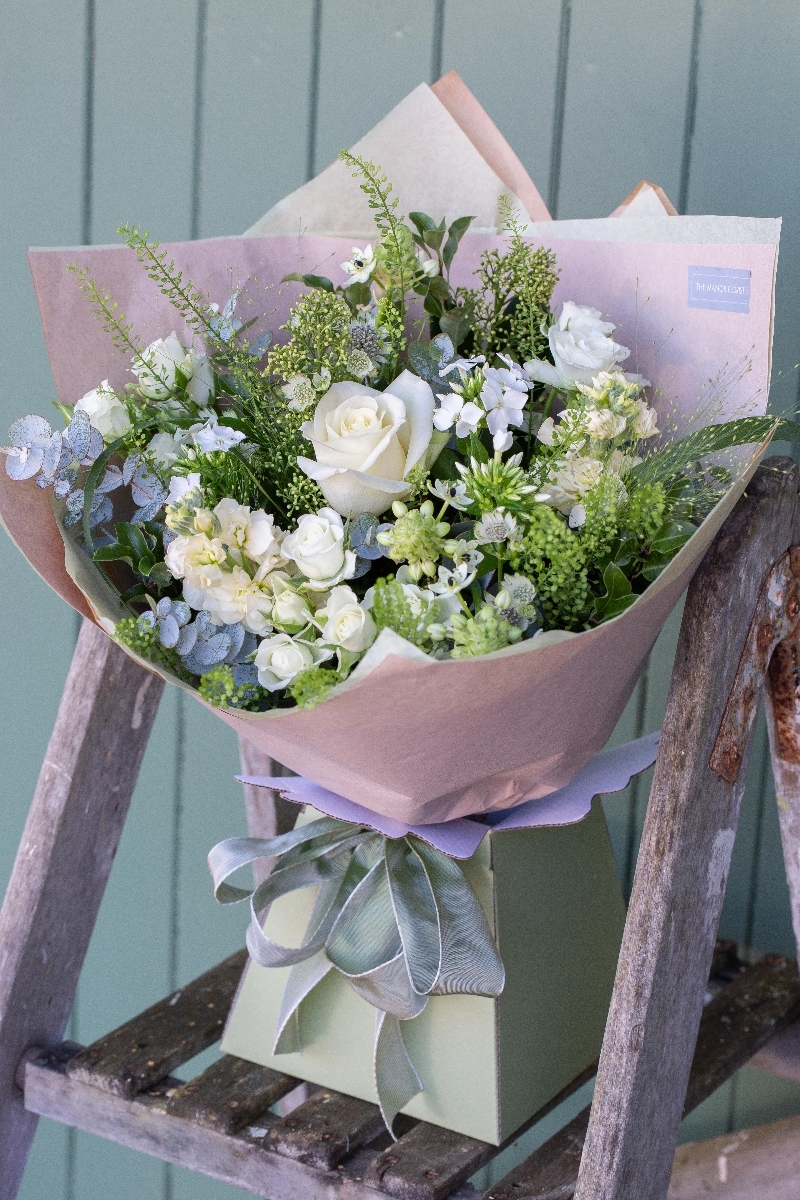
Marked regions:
[630,399,660,439]
[585,407,627,440]
[74,380,131,441]
[544,454,605,516]
[133,333,193,400]
[433,393,483,439]
[281,508,356,589]
[164,532,226,608]
[254,634,330,691]
[191,414,246,454]
[341,245,376,284]
[202,561,279,635]
[167,472,202,505]
[525,302,630,389]
[317,585,377,652]
[297,371,435,517]
[213,498,283,565]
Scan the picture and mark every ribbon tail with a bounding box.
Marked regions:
[273,949,333,1053]
[374,1010,423,1137]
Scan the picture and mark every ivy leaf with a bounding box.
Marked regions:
[592,562,636,622]
[649,518,695,558]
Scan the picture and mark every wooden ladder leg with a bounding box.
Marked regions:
[765,612,800,954]
[0,620,163,1200]
[573,460,800,1200]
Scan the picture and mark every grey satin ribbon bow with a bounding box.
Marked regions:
[209,816,505,1132]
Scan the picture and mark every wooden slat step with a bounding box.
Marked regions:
[166,1054,299,1134]
[65,949,247,1097]
[365,1121,494,1200]
[266,1088,387,1169]
[480,954,800,1200]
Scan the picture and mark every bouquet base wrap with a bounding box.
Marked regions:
[221,801,626,1145]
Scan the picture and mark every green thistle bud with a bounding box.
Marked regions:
[450,607,522,658]
[376,507,451,577]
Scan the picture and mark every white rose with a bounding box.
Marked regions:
[133,333,192,400]
[74,380,131,441]
[525,302,630,389]
[317,586,377,652]
[630,399,660,439]
[281,508,356,590]
[254,634,329,691]
[271,577,313,631]
[297,370,435,517]
[585,407,627,440]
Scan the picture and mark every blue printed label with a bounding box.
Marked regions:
[688,265,751,313]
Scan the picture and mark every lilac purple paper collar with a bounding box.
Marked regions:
[237,731,660,859]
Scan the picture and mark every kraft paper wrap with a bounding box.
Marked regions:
[0,78,780,824]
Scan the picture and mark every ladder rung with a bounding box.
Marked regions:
[166,1054,299,1134]
[266,1087,388,1170]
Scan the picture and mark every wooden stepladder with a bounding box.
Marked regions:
[3,458,800,1200]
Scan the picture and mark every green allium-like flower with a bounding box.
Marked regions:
[376,500,450,580]
[510,504,589,630]
[449,605,523,658]
[371,576,434,647]
[289,666,340,709]
[621,481,667,544]
[198,663,267,710]
[456,454,537,516]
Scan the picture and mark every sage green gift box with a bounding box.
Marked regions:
[221,799,626,1145]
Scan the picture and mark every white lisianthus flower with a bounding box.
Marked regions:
[254,634,330,691]
[212,498,284,565]
[74,380,131,441]
[185,351,215,406]
[433,393,483,439]
[133,333,193,400]
[340,245,376,284]
[544,454,605,515]
[525,302,630,389]
[630,399,660,439]
[297,371,435,517]
[191,414,247,454]
[167,472,202,505]
[416,248,439,277]
[585,407,627,440]
[316,585,377,652]
[281,508,356,590]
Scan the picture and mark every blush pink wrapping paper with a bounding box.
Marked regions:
[0,226,777,824]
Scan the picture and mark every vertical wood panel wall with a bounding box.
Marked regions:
[2,2,800,1194]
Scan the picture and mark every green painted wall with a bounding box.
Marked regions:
[2,1,800,1195]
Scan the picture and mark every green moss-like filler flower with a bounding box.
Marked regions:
[198,663,271,711]
[371,577,434,648]
[620,481,667,543]
[460,201,559,363]
[114,614,195,682]
[267,290,352,387]
[376,501,450,580]
[510,505,589,630]
[449,605,523,658]
[579,474,623,565]
[457,455,537,516]
[290,666,341,709]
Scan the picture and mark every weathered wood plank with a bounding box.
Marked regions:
[668,1112,800,1198]
[480,957,800,1197]
[572,460,800,1200]
[24,1049,389,1200]
[65,949,247,1098]
[0,619,163,1200]
[165,1054,299,1134]
[365,1120,493,1200]
[266,1088,387,1170]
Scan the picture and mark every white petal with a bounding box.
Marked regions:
[523,359,564,387]
[385,369,435,472]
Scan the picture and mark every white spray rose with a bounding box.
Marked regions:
[133,333,193,400]
[297,371,435,517]
[316,586,377,652]
[254,634,330,691]
[185,351,214,406]
[281,508,356,590]
[74,380,131,441]
[270,576,314,631]
[525,302,630,389]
